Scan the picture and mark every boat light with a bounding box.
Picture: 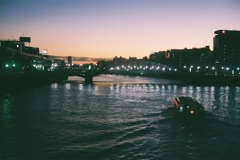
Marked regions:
[190,110,194,114]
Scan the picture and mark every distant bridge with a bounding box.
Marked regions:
[65,64,102,83]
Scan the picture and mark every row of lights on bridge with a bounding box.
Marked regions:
[5,64,16,67]
[183,65,240,70]
[110,65,178,72]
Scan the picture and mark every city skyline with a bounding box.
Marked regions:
[1,0,240,61]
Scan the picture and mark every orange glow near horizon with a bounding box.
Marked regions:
[1,1,240,60]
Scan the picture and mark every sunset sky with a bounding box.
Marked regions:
[1,0,240,61]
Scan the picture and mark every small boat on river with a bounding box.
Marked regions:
[173,96,205,117]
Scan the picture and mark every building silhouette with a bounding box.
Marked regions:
[0,37,51,74]
[213,30,240,67]
[149,46,211,70]
[68,56,72,66]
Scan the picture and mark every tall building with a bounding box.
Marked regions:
[213,30,240,66]
[68,56,72,66]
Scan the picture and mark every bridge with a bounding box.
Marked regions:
[63,61,179,83]
[64,64,102,83]
[64,61,240,85]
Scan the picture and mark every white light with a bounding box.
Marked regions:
[212,67,215,70]
[42,49,48,54]
[197,66,200,69]
[226,68,229,70]
[183,66,186,68]
[206,66,208,68]
[180,107,183,112]
[221,67,224,69]
[162,68,165,71]
[237,68,239,70]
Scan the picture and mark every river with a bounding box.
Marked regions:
[0,75,240,159]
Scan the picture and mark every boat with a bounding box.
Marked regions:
[173,96,205,117]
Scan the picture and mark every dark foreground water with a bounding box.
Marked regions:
[1,75,240,160]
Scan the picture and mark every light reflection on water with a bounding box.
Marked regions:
[0,75,240,159]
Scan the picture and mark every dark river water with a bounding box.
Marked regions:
[0,75,240,160]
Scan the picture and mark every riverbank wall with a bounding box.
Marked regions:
[0,71,68,89]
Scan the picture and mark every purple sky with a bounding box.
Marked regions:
[1,0,240,61]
